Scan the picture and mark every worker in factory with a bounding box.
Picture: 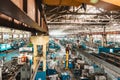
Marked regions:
[66,44,71,54]
[76,40,81,48]
[70,49,77,59]
[65,44,70,57]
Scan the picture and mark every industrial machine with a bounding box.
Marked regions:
[11,39,25,49]
[98,47,120,54]
[49,40,61,52]
[20,64,31,80]
[0,39,26,52]
[17,47,33,65]
[0,43,11,52]
[60,72,71,80]
[64,59,74,69]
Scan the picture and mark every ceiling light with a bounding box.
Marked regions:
[90,0,99,4]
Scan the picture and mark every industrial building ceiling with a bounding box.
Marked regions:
[43,0,120,10]
[43,0,120,37]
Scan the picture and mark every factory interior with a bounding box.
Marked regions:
[0,0,120,80]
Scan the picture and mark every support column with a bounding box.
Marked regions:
[30,35,49,71]
[102,34,107,47]
[89,35,93,43]
[0,32,3,43]
[33,44,38,70]
[65,51,69,70]
[43,44,47,71]
[102,26,107,47]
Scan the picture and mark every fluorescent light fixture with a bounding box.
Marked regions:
[90,0,99,4]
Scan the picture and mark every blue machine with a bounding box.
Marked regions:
[64,60,74,69]
[92,64,104,74]
[98,47,120,54]
[98,47,112,54]
[50,53,59,59]
[35,64,57,80]
[73,69,82,77]
[60,72,70,80]
[11,41,19,49]
[49,40,61,51]
[6,44,12,50]
[49,40,55,49]
[0,44,7,51]
[82,45,86,49]
[0,43,12,52]
[118,77,120,80]
[46,69,57,76]
[11,40,25,49]
[68,60,73,69]
[81,42,86,49]
[19,40,25,47]
[94,40,101,44]
[35,62,47,80]
[35,71,46,80]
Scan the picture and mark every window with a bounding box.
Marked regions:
[23,0,27,13]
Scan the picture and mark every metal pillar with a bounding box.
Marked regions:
[89,34,93,45]
[65,51,69,70]
[102,26,107,47]
[65,46,69,70]
[102,34,107,47]
[30,35,49,71]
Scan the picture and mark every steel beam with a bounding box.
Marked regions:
[79,31,120,35]
[47,22,109,25]
[0,17,37,33]
[0,0,47,33]
[36,0,49,32]
[55,12,120,15]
